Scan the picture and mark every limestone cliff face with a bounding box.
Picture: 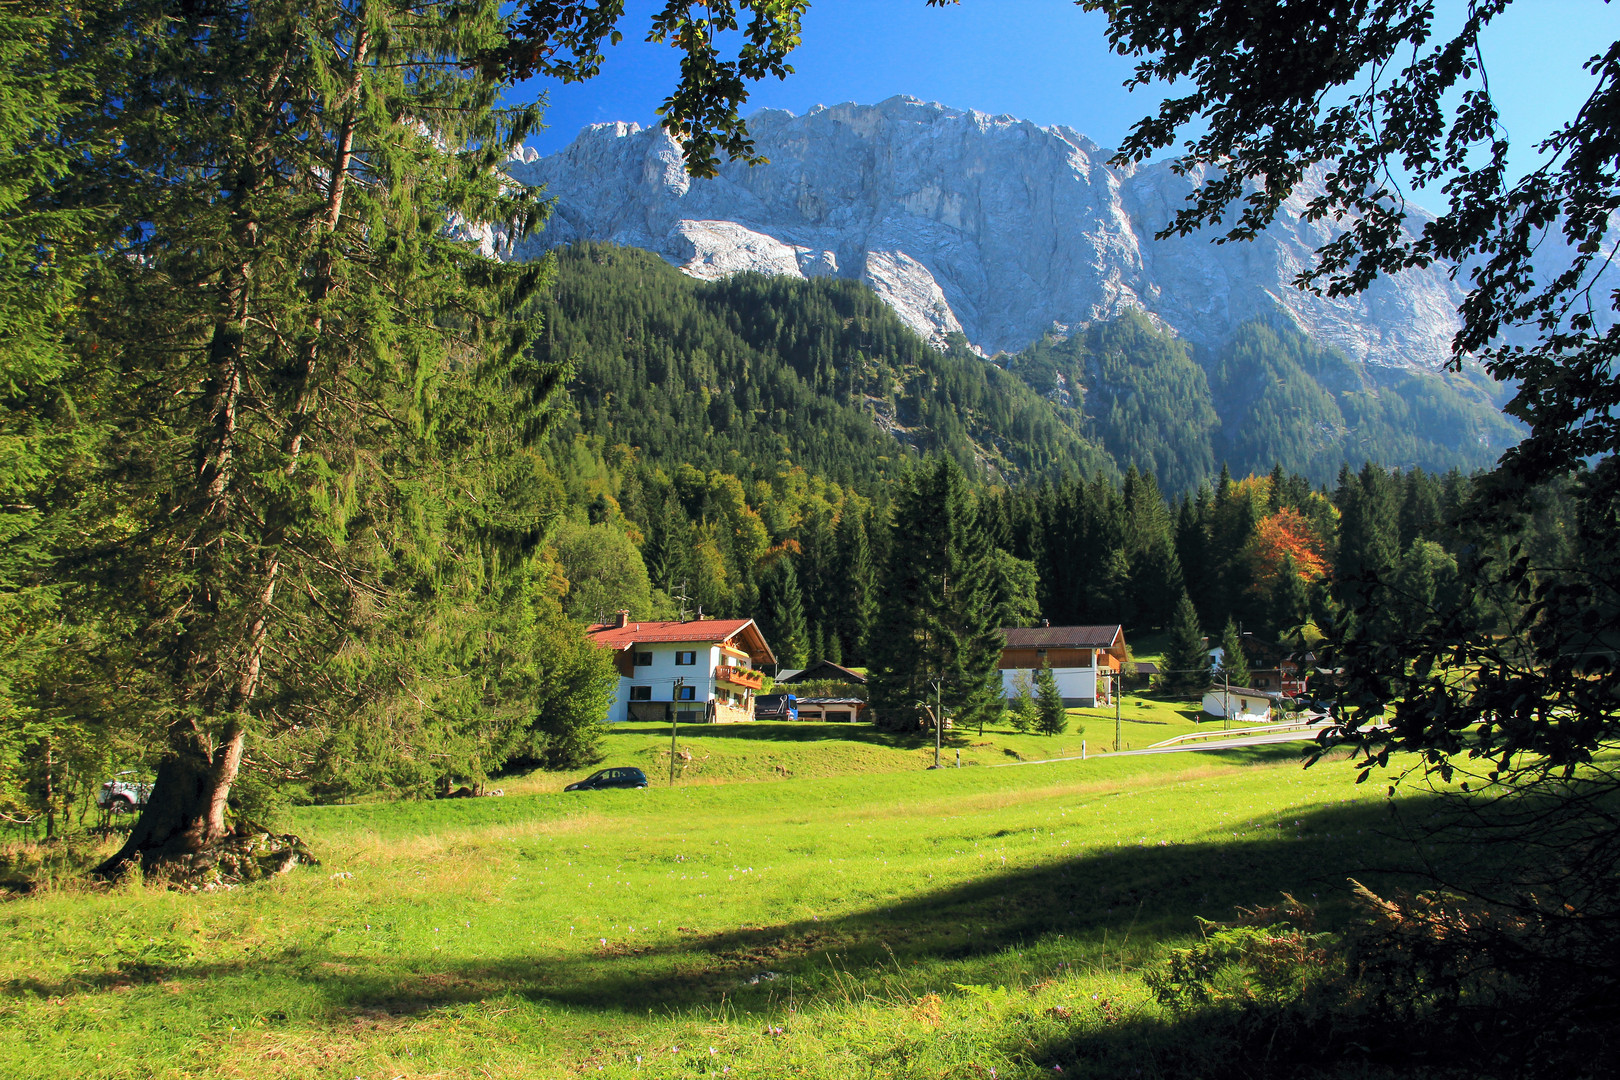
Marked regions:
[503,96,1464,366]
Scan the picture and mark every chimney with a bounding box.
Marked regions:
[614,609,630,629]
[1042,618,1050,628]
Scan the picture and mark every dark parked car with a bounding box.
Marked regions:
[564,767,649,792]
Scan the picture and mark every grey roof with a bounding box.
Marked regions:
[778,660,869,685]
[1001,625,1123,649]
[1205,686,1276,699]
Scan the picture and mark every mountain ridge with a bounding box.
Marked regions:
[502,95,1465,367]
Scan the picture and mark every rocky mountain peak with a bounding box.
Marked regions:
[502,95,1463,366]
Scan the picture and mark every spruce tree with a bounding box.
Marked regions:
[1035,661,1067,735]
[1269,554,1314,633]
[758,557,808,668]
[1007,673,1037,733]
[1335,462,1402,631]
[1218,618,1251,688]
[1160,591,1211,696]
[868,456,1002,731]
[65,0,561,876]
[0,6,105,822]
[835,507,877,660]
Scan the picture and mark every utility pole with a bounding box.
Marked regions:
[934,677,943,769]
[1223,668,1231,731]
[669,677,684,785]
[1112,670,1122,752]
[1114,669,1122,750]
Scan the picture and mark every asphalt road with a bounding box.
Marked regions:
[990,722,1332,768]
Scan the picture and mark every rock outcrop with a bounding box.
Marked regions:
[502,96,1467,366]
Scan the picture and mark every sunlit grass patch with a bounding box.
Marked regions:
[1,735,1447,1079]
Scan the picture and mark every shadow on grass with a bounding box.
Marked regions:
[8,790,1461,1024]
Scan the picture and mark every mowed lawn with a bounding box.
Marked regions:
[1,726,1437,1080]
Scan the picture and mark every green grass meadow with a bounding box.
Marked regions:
[1,719,1443,1079]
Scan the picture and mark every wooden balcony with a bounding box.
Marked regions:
[716,665,764,691]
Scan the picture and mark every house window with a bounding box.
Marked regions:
[677,685,697,701]
[633,651,653,666]
[675,650,697,666]
[629,686,652,701]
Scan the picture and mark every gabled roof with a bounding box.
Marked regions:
[778,660,868,685]
[1001,625,1125,650]
[1204,685,1275,699]
[586,617,776,665]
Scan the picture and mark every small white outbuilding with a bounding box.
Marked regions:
[1201,686,1274,723]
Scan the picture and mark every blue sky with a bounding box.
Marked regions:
[510,0,1620,207]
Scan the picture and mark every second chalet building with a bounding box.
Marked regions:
[999,624,1129,707]
[586,611,775,723]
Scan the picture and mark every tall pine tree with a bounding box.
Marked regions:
[68,0,562,875]
[868,456,1002,731]
[1160,591,1211,696]
[1217,618,1251,688]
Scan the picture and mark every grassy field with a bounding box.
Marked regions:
[0,720,1445,1080]
[503,707,1212,794]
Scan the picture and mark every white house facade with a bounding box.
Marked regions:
[587,613,773,724]
[1201,686,1274,723]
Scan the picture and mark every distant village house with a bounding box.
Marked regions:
[586,612,774,723]
[1201,686,1274,723]
[999,624,1129,707]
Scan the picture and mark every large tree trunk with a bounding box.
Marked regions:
[94,718,243,878]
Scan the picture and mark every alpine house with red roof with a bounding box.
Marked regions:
[586,611,776,723]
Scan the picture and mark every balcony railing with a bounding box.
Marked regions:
[716,665,764,690]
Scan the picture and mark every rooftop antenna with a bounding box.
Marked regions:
[673,579,692,622]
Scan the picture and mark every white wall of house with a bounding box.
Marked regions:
[606,642,756,722]
[1000,667,1099,707]
[1201,688,1272,722]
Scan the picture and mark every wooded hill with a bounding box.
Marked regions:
[537,244,1522,493]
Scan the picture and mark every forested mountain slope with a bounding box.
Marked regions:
[534,244,1112,485]
[538,245,1520,492]
[1002,316,1522,489]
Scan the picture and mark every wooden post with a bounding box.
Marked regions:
[669,678,683,785]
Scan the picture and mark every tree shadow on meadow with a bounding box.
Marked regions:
[10,788,1468,1021]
